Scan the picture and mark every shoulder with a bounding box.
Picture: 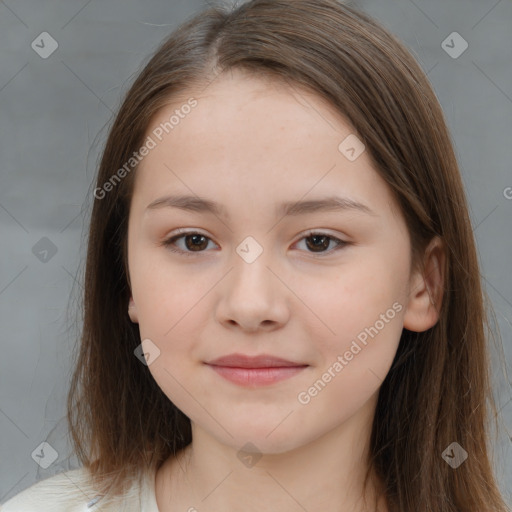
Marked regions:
[0,467,100,511]
[0,466,157,512]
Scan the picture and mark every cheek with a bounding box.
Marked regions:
[296,257,405,371]
[294,270,404,427]
[134,266,210,413]
[131,257,229,385]
[131,248,212,333]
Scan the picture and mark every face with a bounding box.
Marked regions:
[126,70,417,454]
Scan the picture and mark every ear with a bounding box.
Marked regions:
[128,296,139,324]
[403,236,445,332]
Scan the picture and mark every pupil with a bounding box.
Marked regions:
[186,234,207,251]
[307,235,329,252]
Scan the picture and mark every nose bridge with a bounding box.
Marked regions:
[230,234,275,294]
[213,233,290,330]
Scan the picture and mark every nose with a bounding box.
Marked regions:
[214,251,290,333]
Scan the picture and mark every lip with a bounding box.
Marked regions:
[206,353,306,368]
[204,353,308,387]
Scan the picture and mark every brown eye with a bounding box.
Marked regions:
[182,234,209,251]
[162,230,347,257]
[305,234,331,252]
[295,232,347,255]
[163,231,216,255]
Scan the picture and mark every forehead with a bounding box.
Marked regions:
[131,71,399,223]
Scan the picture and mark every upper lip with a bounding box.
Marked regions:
[205,353,307,368]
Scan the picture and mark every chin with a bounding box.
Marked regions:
[214,422,309,455]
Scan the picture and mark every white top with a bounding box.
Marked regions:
[0,466,160,511]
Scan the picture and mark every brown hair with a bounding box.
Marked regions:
[67,0,510,510]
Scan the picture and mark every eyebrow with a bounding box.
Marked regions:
[145,194,378,219]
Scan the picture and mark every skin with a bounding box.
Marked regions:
[127,68,445,512]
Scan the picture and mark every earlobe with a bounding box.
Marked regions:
[403,236,446,333]
[128,296,139,323]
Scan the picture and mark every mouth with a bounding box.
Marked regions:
[204,353,309,387]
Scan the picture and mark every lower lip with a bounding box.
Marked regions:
[206,364,308,386]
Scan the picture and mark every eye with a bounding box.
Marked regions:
[162,230,218,256]
[161,230,348,257]
[293,231,348,255]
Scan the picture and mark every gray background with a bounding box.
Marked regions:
[1,0,511,505]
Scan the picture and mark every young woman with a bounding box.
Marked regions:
[2,0,509,511]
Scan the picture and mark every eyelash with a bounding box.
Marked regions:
[161,229,348,258]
